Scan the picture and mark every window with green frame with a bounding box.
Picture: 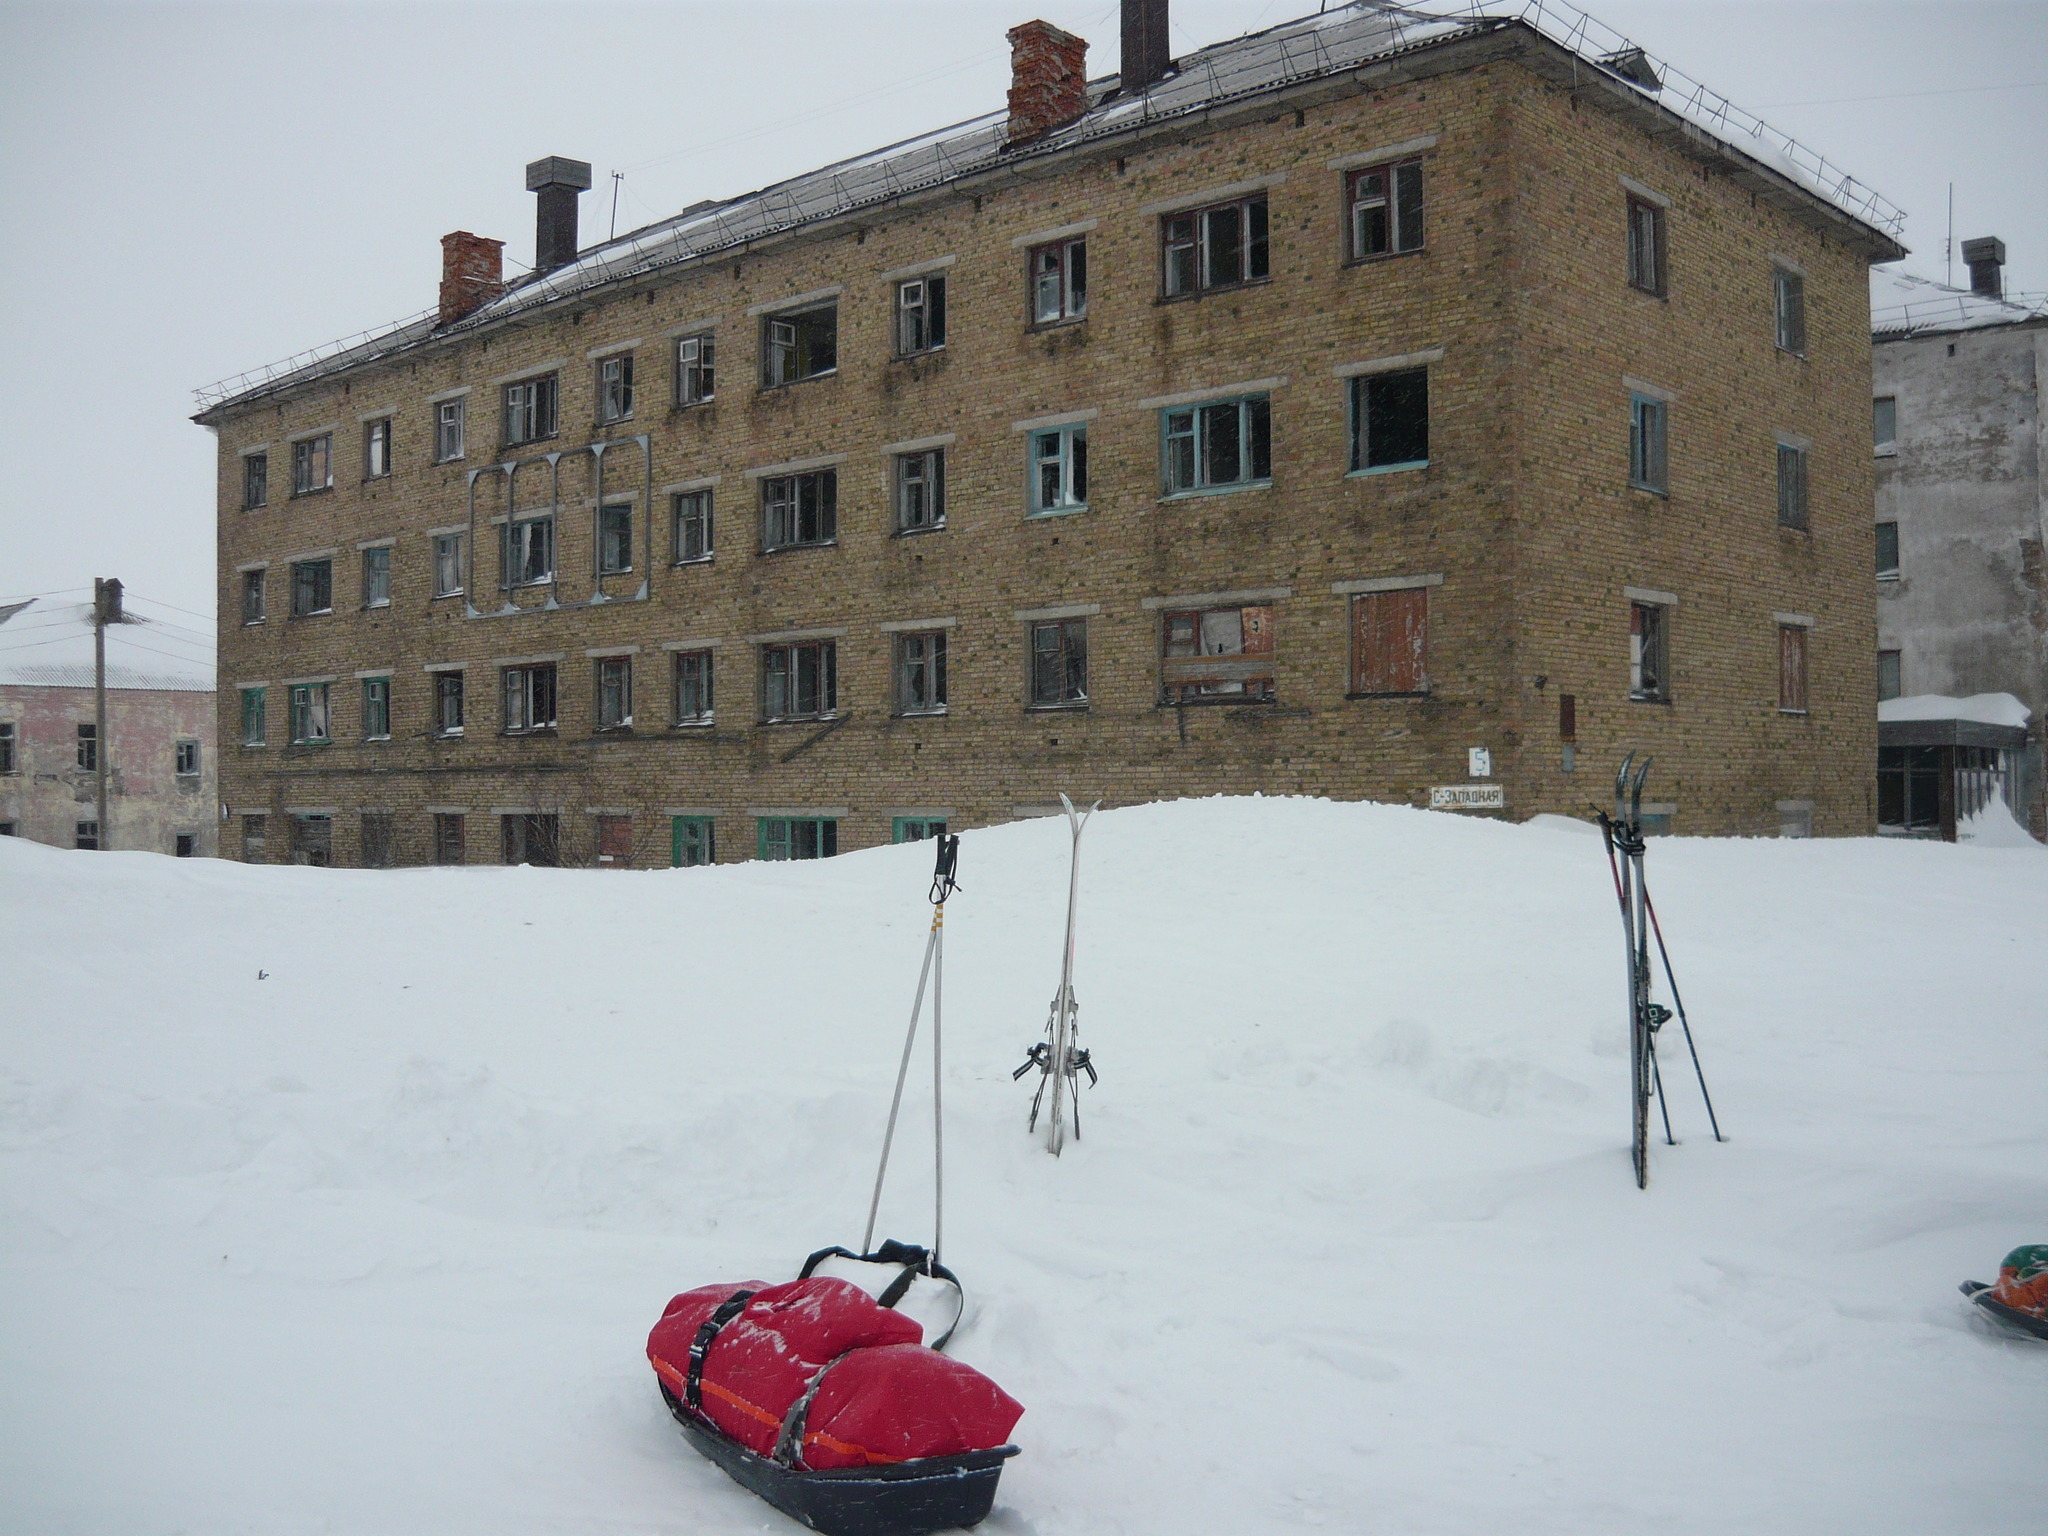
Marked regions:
[758,816,837,861]
[892,817,948,843]
[240,686,267,746]
[671,815,715,868]
[1161,394,1270,495]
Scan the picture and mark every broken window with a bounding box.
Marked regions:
[75,722,97,771]
[361,677,391,740]
[501,813,560,867]
[1778,623,1809,713]
[895,630,948,714]
[0,722,14,774]
[758,816,837,861]
[241,569,266,625]
[673,649,714,725]
[433,672,465,735]
[762,470,837,551]
[1630,601,1670,702]
[1347,159,1424,259]
[361,813,396,869]
[761,640,836,722]
[175,834,196,858]
[290,814,332,867]
[501,663,557,732]
[432,812,465,865]
[1030,425,1088,514]
[597,353,634,424]
[1629,395,1668,493]
[75,819,99,850]
[435,398,466,463]
[502,515,555,587]
[1626,195,1666,295]
[596,656,632,730]
[291,559,333,617]
[502,375,558,446]
[895,450,945,532]
[1873,396,1897,456]
[241,687,267,746]
[1877,648,1902,701]
[1776,443,1809,530]
[1162,604,1275,704]
[433,533,465,597]
[1031,237,1087,324]
[676,333,716,404]
[1876,520,1900,579]
[1350,588,1429,696]
[1349,369,1429,472]
[242,813,268,863]
[1773,267,1807,354]
[175,739,199,776]
[1163,394,1271,494]
[289,683,331,745]
[599,504,633,573]
[291,434,332,496]
[672,815,715,867]
[761,302,837,387]
[895,276,946,355]
[243,452,268,509]
[595,814,632,865]
[893,818,947,843]
[673,489,713,563]
[1029,618,1088,708]
[365,417,394,479]
[362,545,392,607]
[1161,195,1269,296]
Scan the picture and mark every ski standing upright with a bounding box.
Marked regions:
[1015,794,1100,1155]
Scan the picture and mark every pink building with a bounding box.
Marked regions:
[0,598,217,855]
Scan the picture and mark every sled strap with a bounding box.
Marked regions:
[684,1289,756,1414]
[773,1350,855,1469]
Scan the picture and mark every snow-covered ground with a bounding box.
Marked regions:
[3,798,2043,1535]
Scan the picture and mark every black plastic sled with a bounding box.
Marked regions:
[1960,1280,2048,1341]
[660,1383,1018,1536]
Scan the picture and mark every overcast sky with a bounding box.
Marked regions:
[2,0,2042,644]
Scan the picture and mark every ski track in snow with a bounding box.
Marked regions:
[1,796,2043,1534]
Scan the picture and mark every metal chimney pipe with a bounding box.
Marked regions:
[1121,0,1171,96]
[1960,236,2006,299]
[526,156,593,275]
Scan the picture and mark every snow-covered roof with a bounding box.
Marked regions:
[0,600,214,693]
[194,0,1906,419]
[1879,692,2031,730]
[1871,268,2048,339]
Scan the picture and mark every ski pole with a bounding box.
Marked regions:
[1641,883,1727,1143]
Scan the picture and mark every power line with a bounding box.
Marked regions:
[124,591,217,624]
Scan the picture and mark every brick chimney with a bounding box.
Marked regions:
[1961,236,2006,299]
[527,156,593,275]
[438,231,505,327]
[1007,20,1089,144]
[1121,0,1172,97]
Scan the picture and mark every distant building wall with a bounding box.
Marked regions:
[0,684,218,855]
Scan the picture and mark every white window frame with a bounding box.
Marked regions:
[1029,424,1088,515]
[1030,237,1087,324]
[435,398,466,463]
[676,332,716,404]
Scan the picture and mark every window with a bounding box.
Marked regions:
[1876,521,1900,580]
[240,687,267,746]
[1346,159,1424,259]
[762,302,837,386]
[1162,195,1269,296]
[0,822,16,836]
[502,375,558,446]
[895,630,948,714]
[243,452,268,509]
[433,533,465,597]
[361,813,396,869]
[76,820,99,851]
[435,398,466,463]
[1163,605,1275,704]
[761,640,836,722]
[290,814,333,867]
[1030,425,1088,514]
[242,813,267,863]
[762,470,837,551]
[241,569,266,625]
[1877,649,1902,702]
[291,435,332,496]
[175,834,196,858]
[1630,602,1670,702]
[365,417,394,479]
[432,812,466,865]
[894,818,948,843]
[1626,196,1666,295]
[1029,618,1088,708]
[895,450,945,532]
[1349,369,1429,473]
[759,816,837,861]
[672,815,715,867]
[361,677,391,740]
[676,333,716,405]
[289,683,331,744]
[1873,396,1897,456]
[597,353,634,423]
[1879,745,1943,832]
[1629,395,1669,493]
[76,722,96,771]
[1773,267,1807,354]
[673,649,714,725]
[896,276,946,355]
[175,739,199,776]
[291,559,333,617]
[362,546,392,607]
[673,489,714,563]
[502,663,557,732]
[599,504,632,573]
[1031,237,1087,323]
[502,515,555,587]
[502,813,560,867]
[596,656,632,730]
[0,722,14,774]
[1163,394,1271,494]
[433,672,465,735]
[1778,624,1809,714]
[595,814,632,865]
[1349,588,1428,696]
[1776,443,1809,530]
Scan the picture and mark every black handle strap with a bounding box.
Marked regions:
[684,1289,755,1413]
[929,833,961,906]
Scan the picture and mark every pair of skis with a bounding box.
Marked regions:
[1597,756,1725,1188]
[1015,794,1100,1156]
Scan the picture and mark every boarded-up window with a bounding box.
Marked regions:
[1350,588,1428,695]
[361,813,395,869]
[1162,605,1275,703]
[595,814,632,865]
[432,813,465,866]
[1778,624,1809,713]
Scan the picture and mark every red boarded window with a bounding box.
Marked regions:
[1778,624,1808,713]
[1161,605,1275,704]
[596,814,632,865]
[1351,588,1428,695]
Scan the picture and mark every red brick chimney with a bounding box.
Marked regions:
[1007,20,1089,145]
[438,231,505,327]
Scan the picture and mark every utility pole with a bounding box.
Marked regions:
[93,577,122,850]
